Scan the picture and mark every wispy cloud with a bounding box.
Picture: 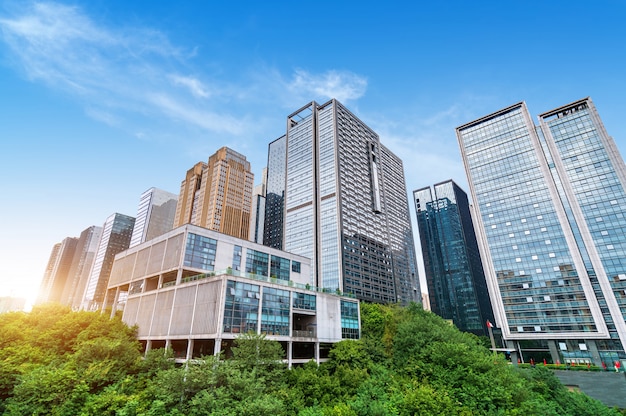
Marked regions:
[288,69,367,103]
[0,2,369,145]
[170,75,211,98]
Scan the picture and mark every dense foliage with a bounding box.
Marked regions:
[0,303,622,415]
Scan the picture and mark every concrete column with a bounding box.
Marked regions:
[145,340,152,356]
[187,339,194,360]
[165,339,171,350]
[287,341,293,369]
[315,342,320,365]
[507,340,519,366]
[109,287,121,318]
[548,340,561,364]
[214,338,222,357]
[585,339,603,367]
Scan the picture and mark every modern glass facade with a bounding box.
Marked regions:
[264,136,286,249]
[414,180,494,335]
[270,255,291,281]
[223,280,259,334]
[184,233,217,270]
[83,213,135,310]
[63,225,103,309]
[341,300,360,339]
[261,287,290,335]
[293,292,316,310]
[457,98,626,364]
[245,249,269,276]
[110,223,358,365]
[264,99,420,304]
[129,187,177,248]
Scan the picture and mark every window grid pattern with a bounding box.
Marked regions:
[292,292,316,310]
[318,105,341,290]
[184,233,217,270]
[335,104,398,303]
[261,287,290,335]
[459,106,595,334]
[545,106,626,319]
[415,181,494,335]
[223,280,259,334]
[264,136,286,249]
[341,300,360,339]
[270,255,291,281]
[285,107,316,279]
[245,249,269,276]
[232,245,242,271]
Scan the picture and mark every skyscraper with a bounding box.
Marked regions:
[264,99,420,304]
[61,225,103,309]
[174,147,254,240]
[263,136,286,249]
[37,237,78,304]
[81,213,135,310]
[249,168,267,244]
[457,97,626,366]
[130,187,178,248]
[414,180,494,335]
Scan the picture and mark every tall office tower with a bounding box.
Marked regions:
[129,187,178,248]
[457,97,626,366]
[81,213,135,310]
[414,180,494,335]
[174,147,254,239]
[37,237,78,304]
[264,99,420,304]
[60,225,103,309]
[249,168,267,243]
[263,136,286,249]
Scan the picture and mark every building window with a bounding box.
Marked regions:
[261,287,290,335]
[292,261,301,273]
[293,292,316,310]
[270,255,291,281]
[184,233,217,270]
[223,280,259,334]
[245,249,269,276]
[232,245,242,271]
[341,300,359,339]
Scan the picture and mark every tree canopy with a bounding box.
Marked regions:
[0,302,622,415]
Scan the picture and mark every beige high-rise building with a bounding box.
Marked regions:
[174,147,254,239]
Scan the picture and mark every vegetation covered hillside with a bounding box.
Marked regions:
[0,303,621,415]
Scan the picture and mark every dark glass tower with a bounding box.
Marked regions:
[414,180,494,335]
[264,99,420,304]
[263,136,286,249]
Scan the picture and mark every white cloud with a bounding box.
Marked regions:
[0,2,369,146]
[288,69,367,103]
[170,75,210,98]
[0,2,242,137]
[147,93,245,135]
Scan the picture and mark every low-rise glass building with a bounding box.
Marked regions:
[105,224,360,365]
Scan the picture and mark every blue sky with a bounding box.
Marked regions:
[1,1,625,305]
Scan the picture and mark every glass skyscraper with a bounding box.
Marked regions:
[82,213,135,310]
[414,180,494,335]
[130,187,178,248]
[264,99,420,304]
[457,97,626,366]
